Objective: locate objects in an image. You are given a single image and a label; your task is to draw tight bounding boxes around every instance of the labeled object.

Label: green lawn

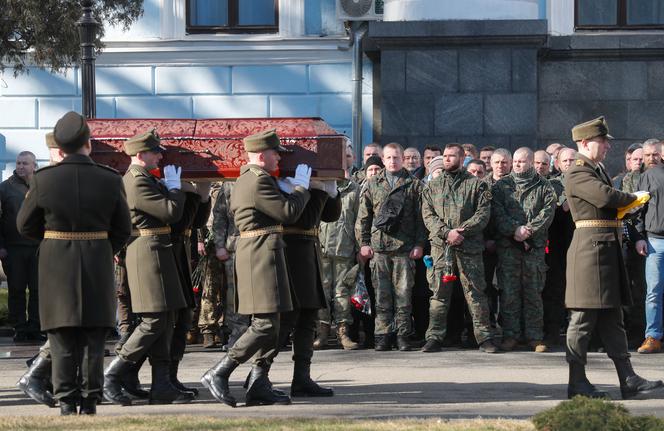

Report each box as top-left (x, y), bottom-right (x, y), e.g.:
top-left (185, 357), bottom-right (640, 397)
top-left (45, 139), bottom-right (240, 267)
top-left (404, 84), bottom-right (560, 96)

top-left (0, 417), bottom-right (534, 431)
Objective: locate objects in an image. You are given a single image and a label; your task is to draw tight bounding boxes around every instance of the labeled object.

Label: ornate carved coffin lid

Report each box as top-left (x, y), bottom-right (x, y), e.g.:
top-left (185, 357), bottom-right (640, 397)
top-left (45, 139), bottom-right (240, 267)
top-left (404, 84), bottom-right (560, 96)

top-left (88, 117), bottom-right (347, 180)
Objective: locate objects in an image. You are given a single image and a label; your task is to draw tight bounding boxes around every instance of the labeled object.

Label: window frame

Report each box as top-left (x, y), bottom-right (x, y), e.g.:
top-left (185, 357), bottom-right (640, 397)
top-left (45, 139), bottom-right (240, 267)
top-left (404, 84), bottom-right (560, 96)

top-left (575, 0), bottom-right (664, 30)
top-left (185, 0), bottom-right (279, 34)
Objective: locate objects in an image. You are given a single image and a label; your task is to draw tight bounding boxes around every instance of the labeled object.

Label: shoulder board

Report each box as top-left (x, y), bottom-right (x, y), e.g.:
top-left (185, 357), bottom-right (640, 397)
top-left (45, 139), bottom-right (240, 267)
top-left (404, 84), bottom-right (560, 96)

top-left (96, 163), bottom-right (119, 174)
top-left (34, 164), bottom-right (58, 174)
top-left (127, 166), bottom-right (144, 178)
top-left (249, 167), bottom-right (266, 177)
top-left (575, 159), bottom-right (585, 167)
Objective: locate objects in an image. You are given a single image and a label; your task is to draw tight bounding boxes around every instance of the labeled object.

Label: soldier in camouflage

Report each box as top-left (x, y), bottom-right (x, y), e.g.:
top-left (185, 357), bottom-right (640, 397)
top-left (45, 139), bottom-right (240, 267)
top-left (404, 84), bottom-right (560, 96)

top-left (351, 143), bottom-right (382, 185)
top-left (197, 183), bottom-right (225, 348)
top-left (211, 181), bottom-right (250, 350)
top-left (356, 142), bottom-right (427, 351)
top-left (491, 147), bottom-right (556, 353)
top-left (421, 144), bottom-right (500, 353)
top-left (316, 148), bottom-right (361, 350)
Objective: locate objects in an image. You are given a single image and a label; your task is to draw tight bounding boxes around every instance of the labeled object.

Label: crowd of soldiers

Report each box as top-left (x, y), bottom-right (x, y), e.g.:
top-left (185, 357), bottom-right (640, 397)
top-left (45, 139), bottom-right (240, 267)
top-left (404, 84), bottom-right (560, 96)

top-left (13, 111), bottom-right (664, 415)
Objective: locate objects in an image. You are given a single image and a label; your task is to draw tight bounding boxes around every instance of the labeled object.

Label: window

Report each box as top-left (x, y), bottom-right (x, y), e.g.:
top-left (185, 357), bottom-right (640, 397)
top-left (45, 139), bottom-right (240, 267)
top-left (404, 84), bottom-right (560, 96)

top-left (575, 0), bottom-right (664, 29)
top-left (187, 0), bottom-right (279, 34)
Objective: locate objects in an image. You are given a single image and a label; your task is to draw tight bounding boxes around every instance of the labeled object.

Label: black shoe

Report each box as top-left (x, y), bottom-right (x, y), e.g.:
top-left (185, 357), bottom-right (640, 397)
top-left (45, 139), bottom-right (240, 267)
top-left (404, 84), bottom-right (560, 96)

top-left (103, 356), bottom-right (133, 406)
top-left (421, 339), bottom-right (442, 353)
top-left (149, 363), bottom-right (195, 405)
top-left (396, 335), bottom-right (416, 351)
top-left (621, 375), bottom-right (664, 399)
top-left (60, 398), bottom-right (77, 416)
top-left (79, 397), bottom-right (97, 415)
top-left (291, 362), bottom-right (333, 397)
top-left (567, 362), bottom-right (610, 399)
top-left (200, 355), bottom-right (238, 407)
top-left (242, 366), bottom-right (287, 396)
top-left (374, 335), bottom-right (392, 351)
top-left (479, 340), bottom-right (501, 354)
top-left (16, 356), bottom-right (56, 407)
top-left (245, 365), bottom-right (291, 406)
top-left (170, 360), bottom-right (199, 397)
top-left (122, 357), bottom-right (149, 399)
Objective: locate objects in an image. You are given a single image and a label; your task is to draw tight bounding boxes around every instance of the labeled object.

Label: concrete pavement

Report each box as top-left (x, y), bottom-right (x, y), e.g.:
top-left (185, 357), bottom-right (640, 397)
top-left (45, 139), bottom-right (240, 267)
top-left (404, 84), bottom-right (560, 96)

top-left (2, 339), bottom-right (664, 419)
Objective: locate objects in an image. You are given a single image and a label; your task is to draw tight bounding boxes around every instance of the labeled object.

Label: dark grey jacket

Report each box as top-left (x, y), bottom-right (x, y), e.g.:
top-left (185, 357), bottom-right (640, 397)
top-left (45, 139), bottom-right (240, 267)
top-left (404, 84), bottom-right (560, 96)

top-left (636, 164), bottom-right (664, 239)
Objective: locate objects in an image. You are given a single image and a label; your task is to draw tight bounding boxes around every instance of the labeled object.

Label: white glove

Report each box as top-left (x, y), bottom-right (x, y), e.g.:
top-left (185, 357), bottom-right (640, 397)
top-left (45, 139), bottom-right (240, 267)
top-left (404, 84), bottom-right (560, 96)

top-left (290, 164), bottom-right (311, 189)
top-left (163, 165), bottom-right (181, 191)
top-left (277, 178), bottom-right (295, 194)
top-left (324, 180), bottom-right (338, 198)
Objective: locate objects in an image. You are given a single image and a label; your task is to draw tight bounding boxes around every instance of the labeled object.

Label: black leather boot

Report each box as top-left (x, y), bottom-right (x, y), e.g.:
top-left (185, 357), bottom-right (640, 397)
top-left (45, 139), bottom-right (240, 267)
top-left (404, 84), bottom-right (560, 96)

top-left (122, 355), bottom-right (149, 399)
top-left (567, 362), bottom-right (609, 399)
top-left (374, 334), bottom-right (392, 351)
top-left (79, 397), bottom-right (97, 415)
top-left (103, 356), bottom-right (134, 406)
top-left (149, 363), bottom-right (194, 404)
top-left (245, 364), bottom-right (291, 406)
top-left (396, 335), bottom-right (417, 351)
top-left (200, 355), bottom-right (238, 407)
top-left (421, 339), bottom-right (442, 353)
top-left (291, 361), bottom-right (333, 397)
top-left (242, 363), bottom-right (287, 396)
top-left (170, 360), bottom-right (199, 397)
top-left (16, 356), bottom-right (56, 407)
top-left (59, 397), bottom-right (77, 416)
top-left (613, 357), bottom-right (664, 399)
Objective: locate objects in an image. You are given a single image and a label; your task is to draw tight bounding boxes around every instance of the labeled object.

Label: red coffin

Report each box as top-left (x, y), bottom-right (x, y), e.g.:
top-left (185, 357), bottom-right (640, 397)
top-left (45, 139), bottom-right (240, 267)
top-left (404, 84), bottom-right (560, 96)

top-left (88, 118), bottom-right (348, 180)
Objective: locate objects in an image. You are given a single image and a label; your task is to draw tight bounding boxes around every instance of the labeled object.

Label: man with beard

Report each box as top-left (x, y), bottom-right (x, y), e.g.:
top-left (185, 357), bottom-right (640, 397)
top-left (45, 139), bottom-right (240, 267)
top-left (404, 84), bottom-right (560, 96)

top-left (492, 147), bottom-right (556, 352)
top-left (421, 144), bottom-right (499, 353)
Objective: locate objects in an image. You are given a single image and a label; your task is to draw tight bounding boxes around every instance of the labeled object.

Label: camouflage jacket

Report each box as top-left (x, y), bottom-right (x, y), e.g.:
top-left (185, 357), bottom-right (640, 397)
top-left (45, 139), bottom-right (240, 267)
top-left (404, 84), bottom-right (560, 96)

top-left (356, 168), bottom-right (427, 253)
top-left (621, 170), bottom-right (642, 194)
top-left (549, 174), bottom-right (567, 207)
top-left (491, 169), bottom-right (556, 249)
top-left (482, 175), bottom-right (500, 242)
top-left (212, 181), bottom-right (239, 252)
top-left (319, 179), bottom-right (360, 258)
top-left (422, 169), bottom-right (491, 254)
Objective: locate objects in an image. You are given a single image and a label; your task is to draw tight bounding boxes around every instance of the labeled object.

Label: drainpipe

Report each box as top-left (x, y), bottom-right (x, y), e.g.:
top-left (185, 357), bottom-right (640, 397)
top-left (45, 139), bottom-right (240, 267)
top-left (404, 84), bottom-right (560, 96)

top-left (350, 21), bottom-right (368, 169)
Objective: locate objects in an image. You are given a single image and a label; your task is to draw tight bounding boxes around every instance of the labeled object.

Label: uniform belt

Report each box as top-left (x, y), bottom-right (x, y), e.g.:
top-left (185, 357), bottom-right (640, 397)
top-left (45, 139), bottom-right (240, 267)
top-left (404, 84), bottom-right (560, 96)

top-left (575, 220), bottom-right (622, 228)
top-left (44, 230), bottom-right (108, 240)
top-left (239, 225), bottom-right (283, 239)
top-left (282, 227), bottom-right (320, 237)
top-left (131, 227), bottom-right (172, 237)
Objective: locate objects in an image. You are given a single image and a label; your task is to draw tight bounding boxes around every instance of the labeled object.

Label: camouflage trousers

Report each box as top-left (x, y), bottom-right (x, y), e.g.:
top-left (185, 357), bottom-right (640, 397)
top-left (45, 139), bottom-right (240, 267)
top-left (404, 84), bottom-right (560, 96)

top-left (497, 246), bottom-right (546, 341)
top-left (317, 255), bottom-right (355, 325)
top-left (197, 255), bottom-right (224, 334)
top-left (370, 252), bottom-right (415, 336)
top-left (426, 248), bottom-right (494, 344)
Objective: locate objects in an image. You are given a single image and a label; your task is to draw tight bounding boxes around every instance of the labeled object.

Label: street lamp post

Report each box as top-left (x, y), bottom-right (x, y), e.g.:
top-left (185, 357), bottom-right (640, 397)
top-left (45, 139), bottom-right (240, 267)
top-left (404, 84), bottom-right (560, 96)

top-left (78, 0), bottom-right (99, 119)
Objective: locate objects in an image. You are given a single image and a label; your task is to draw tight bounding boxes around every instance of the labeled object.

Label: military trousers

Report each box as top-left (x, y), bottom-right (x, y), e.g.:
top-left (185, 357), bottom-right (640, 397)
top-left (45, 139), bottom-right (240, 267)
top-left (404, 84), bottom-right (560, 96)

top-left (497, 246), bottom-right (546, 341)
top-left (483, 250), bottom-right (499, 326)
top-left (48, 327), bottom-right (107, 401)
top-left (4, 245), bottom-right (39, 334)
top-left (227, 313), bottom-right (280, 367)
top-left (115, 261), bottom-right (135, 335)
top-left (171, 307), bottom-right (194, 362)
top-left (426, 250), bottom-right (493, 345)
top-left (277, 308), bottom-right (318, 365)
top-left (566, 308), bottom-right (630, 365)
top-left (220, 255), bottom-right (250, 343)
top-left (118, 311), bottom-right (175, 366)
top-left (542, 247), bottom-right (567, 342)
top-left (370, 252), bottom-right (415, 337)
top-left (197, 256), bottom-right (224, 334)
top-left (623, 241), bottom-right (646, 344)
top-left (318, 255), bottom-right (355, 325)
top-left (38, 339), bottom-right (51, 360)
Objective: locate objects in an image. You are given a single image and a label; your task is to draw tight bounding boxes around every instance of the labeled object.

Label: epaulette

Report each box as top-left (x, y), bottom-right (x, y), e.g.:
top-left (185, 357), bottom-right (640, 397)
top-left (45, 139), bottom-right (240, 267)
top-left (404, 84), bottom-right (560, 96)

top-left (127, 166), bottom-right (143, 177)
top-left (249, 167), bottom-right (265, 177)
top-left (34, 164), bottom-right (58, 174)
top-left (575, 159), bottom-right (585, 167)
top-left (96, 163), bottom-right (119, 175)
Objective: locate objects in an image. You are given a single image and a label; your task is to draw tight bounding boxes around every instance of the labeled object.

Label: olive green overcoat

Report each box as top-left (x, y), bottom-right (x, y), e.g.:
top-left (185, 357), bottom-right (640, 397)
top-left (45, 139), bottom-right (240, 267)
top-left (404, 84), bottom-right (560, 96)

top-left (123, 164), bottom-right (186, 313)
top-left (564, 154), bottom-right (636, 309)
top-left (231, 164), bottom-right (310, 315)
top-left (17, 154), bottom-right (131, 330)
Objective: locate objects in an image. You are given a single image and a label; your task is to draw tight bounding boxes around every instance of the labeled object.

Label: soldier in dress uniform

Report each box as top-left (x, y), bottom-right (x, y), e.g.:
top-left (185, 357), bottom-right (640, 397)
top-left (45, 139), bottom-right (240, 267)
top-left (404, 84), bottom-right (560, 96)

top-left (200, 129), bottom-right (311, 407)
top-left (17, 111), bottom-right (132, 415)
top-left (103, 129), bottom-right (194, 406)
top-left (565, 116), bottom-right (663, 399)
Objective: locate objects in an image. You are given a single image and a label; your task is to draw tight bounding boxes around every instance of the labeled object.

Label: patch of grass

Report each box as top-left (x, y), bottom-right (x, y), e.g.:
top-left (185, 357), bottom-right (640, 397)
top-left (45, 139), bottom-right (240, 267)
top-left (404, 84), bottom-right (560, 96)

top-left (0, 416), bottom-right (534, 431)
top-left (0, 287), bottom-right (7, 326)
top-left (533, 396), bottom-right (664, 431)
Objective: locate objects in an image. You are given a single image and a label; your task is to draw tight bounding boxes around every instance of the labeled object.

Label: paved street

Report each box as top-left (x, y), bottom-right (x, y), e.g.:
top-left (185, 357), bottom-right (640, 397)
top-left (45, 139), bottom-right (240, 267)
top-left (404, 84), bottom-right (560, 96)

top-left (2, 339), bottom-right (664, 419)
